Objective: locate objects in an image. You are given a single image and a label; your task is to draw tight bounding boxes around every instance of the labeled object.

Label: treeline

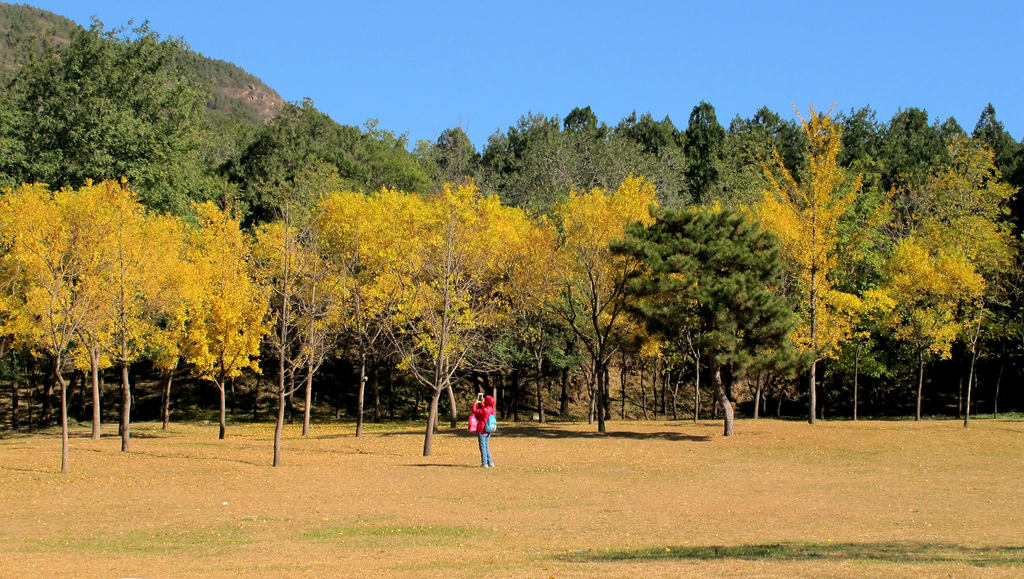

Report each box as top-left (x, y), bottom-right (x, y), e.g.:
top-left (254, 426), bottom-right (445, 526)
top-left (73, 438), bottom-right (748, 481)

top-left (1, 19), bottom-right (1022, 469)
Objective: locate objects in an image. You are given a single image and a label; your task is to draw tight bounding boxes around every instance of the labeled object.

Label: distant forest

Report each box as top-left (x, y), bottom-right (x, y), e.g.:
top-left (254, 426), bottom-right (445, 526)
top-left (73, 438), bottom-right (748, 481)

top-left (1, 4), bottom-right (1022, 460)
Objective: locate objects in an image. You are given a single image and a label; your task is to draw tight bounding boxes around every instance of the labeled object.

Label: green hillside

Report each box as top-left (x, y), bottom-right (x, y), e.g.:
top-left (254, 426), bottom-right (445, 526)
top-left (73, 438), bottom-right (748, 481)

top-left (0, 1), bottom-right (283, 123)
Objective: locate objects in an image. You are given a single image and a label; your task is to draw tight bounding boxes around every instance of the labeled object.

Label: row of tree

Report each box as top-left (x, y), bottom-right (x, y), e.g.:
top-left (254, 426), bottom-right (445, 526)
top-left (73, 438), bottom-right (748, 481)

top-left (0, 20), bottom-right (1022, 471)
top-left (2, 105), bottom-right (1020, 471)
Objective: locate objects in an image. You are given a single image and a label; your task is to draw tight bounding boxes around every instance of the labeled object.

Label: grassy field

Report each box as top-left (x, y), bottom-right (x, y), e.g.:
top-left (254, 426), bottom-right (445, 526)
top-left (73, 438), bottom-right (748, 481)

top-left (1, 417), bottom-right (1022, 577)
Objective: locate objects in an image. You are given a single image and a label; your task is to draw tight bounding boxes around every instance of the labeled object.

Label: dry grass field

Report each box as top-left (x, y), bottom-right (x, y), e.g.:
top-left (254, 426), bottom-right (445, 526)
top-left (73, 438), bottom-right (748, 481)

top-left (2, 417), bottom-right (1023, 578)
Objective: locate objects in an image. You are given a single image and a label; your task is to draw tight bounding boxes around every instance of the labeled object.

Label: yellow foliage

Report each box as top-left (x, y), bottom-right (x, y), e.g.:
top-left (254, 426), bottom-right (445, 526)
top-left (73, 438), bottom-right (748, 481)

top-left (754, 106), bottom-right (867, 360)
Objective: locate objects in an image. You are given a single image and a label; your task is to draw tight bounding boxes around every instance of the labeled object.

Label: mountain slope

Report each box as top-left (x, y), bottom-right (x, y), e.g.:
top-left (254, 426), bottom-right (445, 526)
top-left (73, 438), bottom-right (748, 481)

top-left (0, 1), bottom-right (284, 123)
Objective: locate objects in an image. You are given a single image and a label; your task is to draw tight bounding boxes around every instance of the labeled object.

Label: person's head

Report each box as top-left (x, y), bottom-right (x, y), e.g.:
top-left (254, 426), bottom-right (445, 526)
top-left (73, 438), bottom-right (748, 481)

top-left (484, 395), bottom-right (495, 408)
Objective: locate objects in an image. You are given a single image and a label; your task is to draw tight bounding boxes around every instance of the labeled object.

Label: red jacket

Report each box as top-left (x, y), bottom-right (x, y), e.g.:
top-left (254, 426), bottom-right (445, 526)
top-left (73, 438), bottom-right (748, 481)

top-left (471, 395), bottom-right (496, 434)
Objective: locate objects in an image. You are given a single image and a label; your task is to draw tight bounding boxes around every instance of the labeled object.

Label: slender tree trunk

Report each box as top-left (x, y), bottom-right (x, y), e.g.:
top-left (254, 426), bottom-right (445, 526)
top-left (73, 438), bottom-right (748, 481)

top-left (302, 365), bottom-right (314, 437)
top-left (90, 349), bottom-right (101, 439)
top-left (218, 381), bottom-right (227, 439)
top-left (671, 370), bottom-right (681, 420)
top-left (537, 354), bottom-right (546, 423)
top-left (853, 341), bottom-right (861, 421)
top-left (423, 387), bottom-right (442, 456)
top-left (11, 376), bottom-right (19, 431)
top-left (446, 382), bottom-right (457, 429)
top-left (120, 363), bottom-right (131, 452)
top-left (161, 367), bottom-right (174, 430)
top-left (693, 365), bottom-right (700, 423)
top-left (994, 334), bottom-right (1005, 418)
top-left (711, 362), bottom-right (734, 436)
top-left (559, 369), bottom-right (570, 417)
top-left (57, 360), bottom-right (69, 473)
top-left (964, 304), bottom-right (984, 429)
top-left (639, 361), bottom-right (649, 420)
top-left (620, 352), bottom-right (629, 420)
top-left (595, 358), bottom-right (606, 433)
top-left (356, 351), bottom-right (367, 437)
top-left (753, 372), bottom-right (763, 420)
top-left (916, 349), bottom-right (924, 421)
top-left (273, 375), bottom-right (285, 467)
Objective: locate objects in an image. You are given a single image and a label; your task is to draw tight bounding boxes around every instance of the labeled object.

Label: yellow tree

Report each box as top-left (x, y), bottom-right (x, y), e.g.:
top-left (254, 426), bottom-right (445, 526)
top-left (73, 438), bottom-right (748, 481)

top-left (909, 136), bottom-right (1015, 424)
top-left (388, 183), bottom-right (522, 456)
top-left (183, 201), bottom-right (270, 440)
top-left (495, 208), bottom-right (559, 423)
top-left (554, 174), bottom-right (656, 433)
top-left (870, 239), bottom-right (984, 419)
top-left (72, 181), bottom-right (188, 452)
top-left (755, 106), bottom-right (879, 424)
top-left (0, 183), bottom-right (114, 472)
top-left (317, 188), bottom-right (416, 437)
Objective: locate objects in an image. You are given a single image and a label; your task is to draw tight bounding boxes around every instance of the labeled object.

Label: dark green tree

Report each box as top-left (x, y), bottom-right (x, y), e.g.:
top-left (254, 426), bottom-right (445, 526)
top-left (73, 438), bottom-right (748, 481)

top-left (6, 19), bottom-right (209, 215)
top-left (684, 101), bottom-right (726, 205)
top-left (879, 107), bottom-right (948, 191)
top-left (614, 207), bottom-right (795, 435)
top-left (415, 126), bottom-right (480, 191)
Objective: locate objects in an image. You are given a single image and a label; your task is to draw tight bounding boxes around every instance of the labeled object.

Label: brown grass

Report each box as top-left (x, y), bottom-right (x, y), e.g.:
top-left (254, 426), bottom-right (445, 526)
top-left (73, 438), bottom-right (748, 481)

top-left (2, 418), bottom-right (1023, 577)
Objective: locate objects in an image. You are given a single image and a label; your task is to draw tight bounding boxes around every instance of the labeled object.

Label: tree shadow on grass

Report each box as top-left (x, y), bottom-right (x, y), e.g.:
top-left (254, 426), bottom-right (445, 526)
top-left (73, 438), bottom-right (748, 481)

top-left (378, 424), bottom-right (711, 442)
top-left (490, 424), bottom-right (712, 442)
top-left (560, 541), bottom-right (1024, 567)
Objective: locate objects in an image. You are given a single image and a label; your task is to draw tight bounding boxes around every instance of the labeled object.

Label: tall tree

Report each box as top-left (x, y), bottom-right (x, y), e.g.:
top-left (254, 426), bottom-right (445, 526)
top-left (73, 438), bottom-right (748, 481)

top-left (684, 101), bottom-right (726, 205)
top-left (183, 201), bottom-right (270, 440)
top-left (755, 106), bottom-right (884, 423)
top-left (615, 207), bottom-right (794, 436)
top-left (0, 183), bottom-right (115, 471)
top-left (554, 174), bottom-right (656, 432)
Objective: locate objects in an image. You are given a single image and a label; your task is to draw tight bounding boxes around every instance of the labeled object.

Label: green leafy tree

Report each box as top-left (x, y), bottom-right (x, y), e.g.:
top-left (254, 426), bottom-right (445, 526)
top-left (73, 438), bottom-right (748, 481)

top-left (6, 19), bottom-right (209, 215)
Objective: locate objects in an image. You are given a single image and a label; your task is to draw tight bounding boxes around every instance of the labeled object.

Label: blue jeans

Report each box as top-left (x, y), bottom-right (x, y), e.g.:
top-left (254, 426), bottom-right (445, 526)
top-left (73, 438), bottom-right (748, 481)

top-left (477, 433), bottom-right (493, 466)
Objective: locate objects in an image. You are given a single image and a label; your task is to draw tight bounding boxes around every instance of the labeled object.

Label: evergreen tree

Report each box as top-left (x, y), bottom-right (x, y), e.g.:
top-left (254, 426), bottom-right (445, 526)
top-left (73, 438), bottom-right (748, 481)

top-left (615, 207), bottom-right (794, 436)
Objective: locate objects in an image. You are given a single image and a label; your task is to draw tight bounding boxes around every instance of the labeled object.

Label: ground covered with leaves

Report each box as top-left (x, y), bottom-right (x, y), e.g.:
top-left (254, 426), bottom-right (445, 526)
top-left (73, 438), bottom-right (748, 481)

top-left (2, 418), bottom-right (1022, 577)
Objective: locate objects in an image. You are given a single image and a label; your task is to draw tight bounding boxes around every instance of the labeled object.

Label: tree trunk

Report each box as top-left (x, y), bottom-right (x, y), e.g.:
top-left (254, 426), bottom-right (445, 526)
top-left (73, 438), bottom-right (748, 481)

top-left (670, 370), bottom-right (681, 421)
top-left (218, 381), bottom-right (227, 439)
top-left (595, 359), bottom-right (606, 433)
top-left (446, 382), bottom-right (457, 429)
top-left (302, 365), bottom-right (314, 437)
top-left (423, 387), bottom-right (442, 456)
top-left (639, 360), bottom-right (649, 420)
top-left (356, 351), bottom-right (367, 437)
top-left (273, 375), bottom-right (285, 467)
top-left (161, 368), bottom-right (174, 430)
top-left (711, 362), bottom-right (734, 436)
top-left (57, 361), bottom-right (69, 473)
top-left (915, 349), bottom-right (924, 421)
top-left (693, 363), bottom-right (700, 423)
top-left (994, 335), bottom-right (1004, 418)
top-left (964, 304), bottom-right (984, 429)
top-left (120, 363), bottom-right (131, 452)
top-left (537, 354), bottom-right (546, 423)
top-left (90, 349), bottom-right (101, 439)
top-left (853, 341), bottom-right (861, 421)
top-left (559, 369), bottom-right (570, 417)
top-left (10, 376), bottom-right (19, 431)
top-left (753, 372), bottom-right (763, 420)
top-left (808, 359), bottom-right (817, 425)
top-left (619, 352), bottom-right (627, 420)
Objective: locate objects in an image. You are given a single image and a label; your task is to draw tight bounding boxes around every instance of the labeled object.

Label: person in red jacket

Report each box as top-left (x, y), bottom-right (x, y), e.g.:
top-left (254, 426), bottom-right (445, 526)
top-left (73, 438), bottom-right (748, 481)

top-left (471, 393), bottom-right (496, 468)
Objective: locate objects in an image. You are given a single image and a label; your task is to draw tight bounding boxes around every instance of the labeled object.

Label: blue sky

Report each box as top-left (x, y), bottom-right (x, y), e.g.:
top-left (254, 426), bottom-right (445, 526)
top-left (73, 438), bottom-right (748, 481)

top-left (23, 0), bottom-right (1024, 149)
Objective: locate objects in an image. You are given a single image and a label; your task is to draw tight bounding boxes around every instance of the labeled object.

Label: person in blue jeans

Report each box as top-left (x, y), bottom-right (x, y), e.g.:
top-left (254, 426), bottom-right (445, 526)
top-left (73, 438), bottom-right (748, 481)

top-left (470, 394), bottom-right (496, 468)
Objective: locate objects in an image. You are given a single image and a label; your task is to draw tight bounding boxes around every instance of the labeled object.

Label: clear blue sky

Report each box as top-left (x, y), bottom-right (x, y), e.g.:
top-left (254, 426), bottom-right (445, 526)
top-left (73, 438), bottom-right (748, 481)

top-left (23, 0), bottom-right (1024, 149)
